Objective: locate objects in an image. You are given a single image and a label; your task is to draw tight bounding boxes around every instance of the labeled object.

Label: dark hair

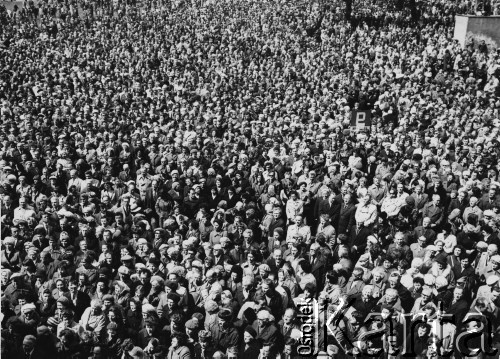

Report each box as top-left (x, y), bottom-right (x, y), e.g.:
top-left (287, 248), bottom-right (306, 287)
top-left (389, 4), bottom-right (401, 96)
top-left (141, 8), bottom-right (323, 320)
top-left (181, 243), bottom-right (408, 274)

top-left (459, 251), bottom-right (470, 260)
top-left (304, 282), bottom-right (316, 293)
top-left (254, 293), bottom-right (266, 304)
top-left (467, 213), bottom-right (478, 226)
top-left (442, 222), bottom-right (452, 233)
top-left (416, 322), bottom-right (430, 332)
top-left (172, 332), bottom-right (188, 346)
top-left (398, 259), bottom-right (410, 270)
top-left (59, 329), bottom-right (78, 343)
top-left (483, 225), bottom-right (494, 234)
top-left (298, 260), bottom-right (312, 274)
top-left (243, 308), bottom-right (257, 324)
top-left (108, 306), bottom-right (123, 322)
top-left (381, 254), bottom-right (393, 263)
top-left (188, 220), bottom-right (199, 230)
top-left (454, 244), bottom-right (465, 253)
top-left (224, 257), bottom-right (236, 266)
top-left (413, 277), bottom-right (425, 286)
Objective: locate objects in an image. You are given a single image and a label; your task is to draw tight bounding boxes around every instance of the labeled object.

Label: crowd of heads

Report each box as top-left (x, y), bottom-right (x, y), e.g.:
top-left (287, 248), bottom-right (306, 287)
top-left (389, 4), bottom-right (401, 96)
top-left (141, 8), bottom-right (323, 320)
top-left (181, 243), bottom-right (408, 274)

top-left (1, 0), bottom-right (500, 357)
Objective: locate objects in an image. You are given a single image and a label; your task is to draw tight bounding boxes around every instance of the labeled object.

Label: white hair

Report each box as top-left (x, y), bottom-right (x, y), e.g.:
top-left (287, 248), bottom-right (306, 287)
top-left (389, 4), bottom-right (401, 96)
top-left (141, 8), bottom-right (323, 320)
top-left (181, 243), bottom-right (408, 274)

top-left (242, 275), bottom-right (254, 286)
top-left (435, 276), bottom-right (448, 288)
top-left (91, 298), bottom-right (103, 308)
top-left (411, 258), bottom-right (423, 269)
top-left (257, 309), bottom-right (271, 320)
top-left (424, 274), bottom-right (436, 286)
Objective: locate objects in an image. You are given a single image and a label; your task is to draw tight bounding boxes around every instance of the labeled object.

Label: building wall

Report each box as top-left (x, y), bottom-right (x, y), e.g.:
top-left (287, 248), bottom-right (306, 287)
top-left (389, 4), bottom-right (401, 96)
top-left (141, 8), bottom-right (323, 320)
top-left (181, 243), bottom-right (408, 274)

top-left (454, 16), bottom-right (469, 48)
top-left (454, 15), bottom-right (500, 49)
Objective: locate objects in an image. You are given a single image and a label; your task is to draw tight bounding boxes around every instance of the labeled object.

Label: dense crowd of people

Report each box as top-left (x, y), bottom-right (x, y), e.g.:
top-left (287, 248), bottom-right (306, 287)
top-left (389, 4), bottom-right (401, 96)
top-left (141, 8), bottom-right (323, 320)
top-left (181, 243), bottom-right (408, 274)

top-left (1, 0), bottom-right (500, 357)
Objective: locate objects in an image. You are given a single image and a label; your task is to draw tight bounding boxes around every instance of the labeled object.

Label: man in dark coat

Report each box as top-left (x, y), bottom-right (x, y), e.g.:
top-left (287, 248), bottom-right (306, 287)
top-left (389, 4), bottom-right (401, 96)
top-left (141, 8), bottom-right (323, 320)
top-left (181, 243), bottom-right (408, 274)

top-left (446, 286), bottom-right (469, 325)
top-left (210, 308), bottom-right (240, 352)
top-left (64, 280), bottom-right (91, 321)
top-left (336, 192), bottom-right (356, 235)
top-left (388, 273), bottom-right (414, 313)
top-left (303, 243), bottom-right (327, 292)
top-left (350, 285), bottom-right (378, 319)
top-left (348, 222), bottom-right (371, 261)
top-left (252, 309), bottom-right (282, 356)
top-left (268, 208), bottom-right (286, 244)
top-left (254, 279), bottom-right (284, 320)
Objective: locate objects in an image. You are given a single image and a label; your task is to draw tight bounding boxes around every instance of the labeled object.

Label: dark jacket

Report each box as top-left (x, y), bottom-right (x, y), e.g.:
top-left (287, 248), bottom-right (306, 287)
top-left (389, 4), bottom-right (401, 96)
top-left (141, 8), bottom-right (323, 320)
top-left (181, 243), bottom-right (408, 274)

top-left (64, 291), bottom-right (91, 321)
top-left (254, 288), bottom-right (284, 319)
top-left (211, 325), bottom-right (239, 352)
top-left (303, 254), bottom-right (327, 293)
top-left (337, 202), bottom-right (356, 235)
top-left (251, 321), bottom-right (282, 355)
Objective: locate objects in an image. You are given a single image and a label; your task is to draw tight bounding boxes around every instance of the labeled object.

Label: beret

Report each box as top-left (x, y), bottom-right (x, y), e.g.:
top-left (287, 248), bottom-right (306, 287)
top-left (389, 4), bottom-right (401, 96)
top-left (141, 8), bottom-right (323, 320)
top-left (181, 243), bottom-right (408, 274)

top-left (22, 303), bottom-right (36, 312)
top-left (244, 326), bottom-right (257, 338)
top-left (150, 276), bottom-right (164, 284)
top-left (57, 296), bottom-right (71, 306)
top-left (167, 292), bottom-right (180, 302)
top-left (137, 238), bottom-right (148, 245)
top-left (434, 253), bottom-right (447, 265)
top-left (405, 196), bottom-right (415, 205)
top-left (142, 304), bottom-right (156, 313)
top-left (185, 319), bottom-right (199, 330)
top-left (487, 275), bottom-right (499, 285)
top-left (491, 255), bottom-right (500, 263)
top-left (118, 266), bottom-right (130, 275)
top-left (204, 300), bottom-right (218, 312)
top-left (165, 280), bottom-right (178, 290)
top-left (217, 308), bottom-right (232, 321)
